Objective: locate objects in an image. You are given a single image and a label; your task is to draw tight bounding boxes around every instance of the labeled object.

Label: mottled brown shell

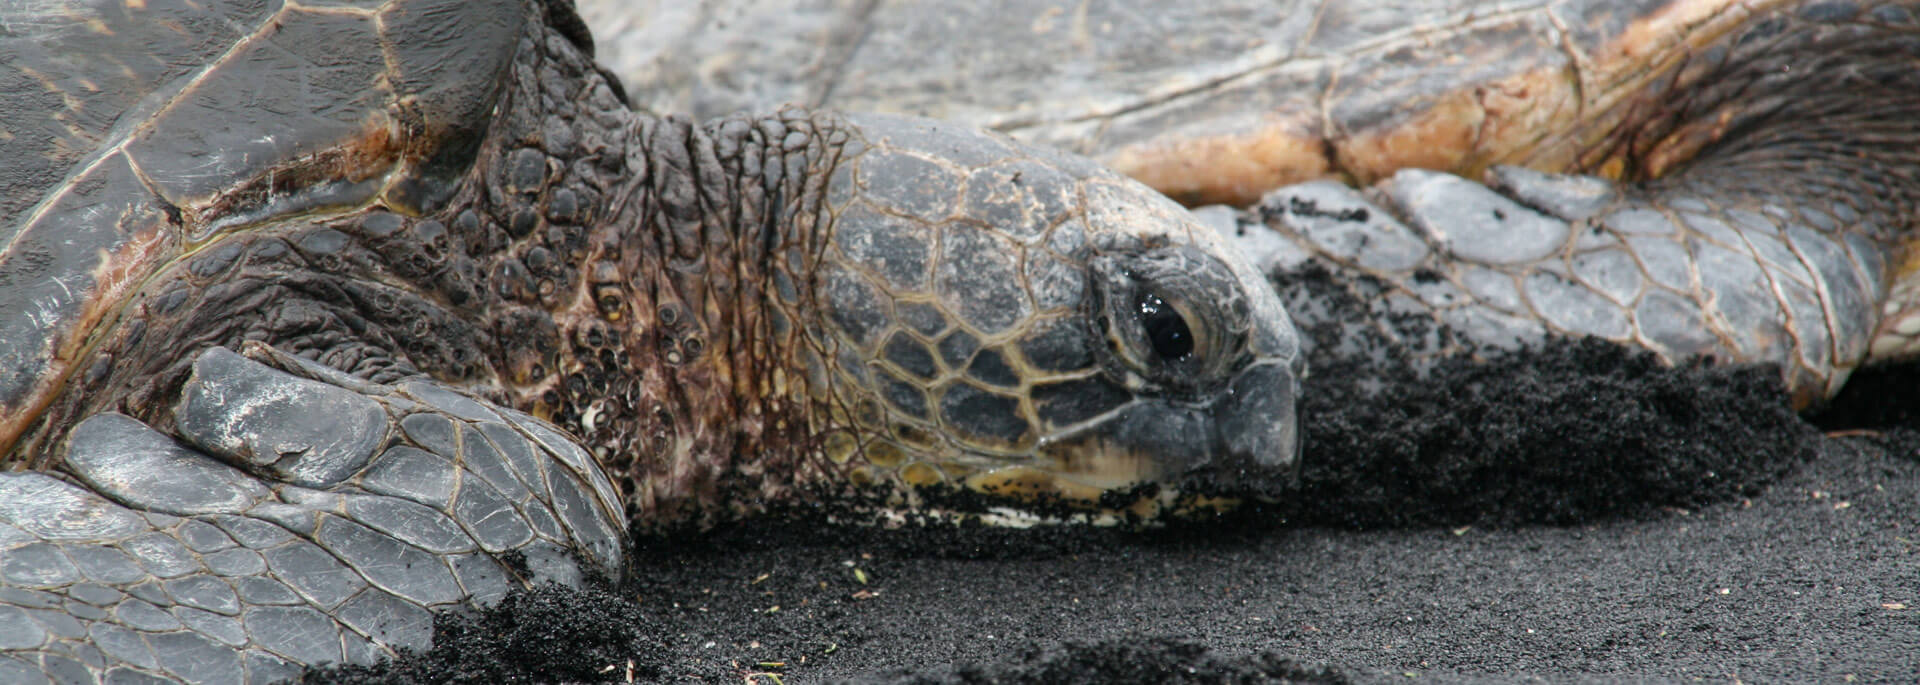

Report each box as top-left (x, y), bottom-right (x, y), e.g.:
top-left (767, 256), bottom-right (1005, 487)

top-left (0, 0), bottom-right (529, 454)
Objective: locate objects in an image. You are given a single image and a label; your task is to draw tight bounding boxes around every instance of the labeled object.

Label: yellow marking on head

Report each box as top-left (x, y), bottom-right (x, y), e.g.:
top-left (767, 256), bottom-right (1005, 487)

top-left (963, 465), bottom-right (1107, 503)
top-left (824, 430), bottom-right (857, 464)
top-left (865, 440), bottom-right (906, 468)
top-left (900, 462), bottom-right (945, 487)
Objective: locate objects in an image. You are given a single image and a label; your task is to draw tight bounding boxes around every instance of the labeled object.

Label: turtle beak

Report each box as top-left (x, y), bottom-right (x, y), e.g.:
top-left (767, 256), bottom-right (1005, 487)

top-left (991, 355), bottom-right (1302, 510)
top-left (1203, 360), bottom-right (1302, 490)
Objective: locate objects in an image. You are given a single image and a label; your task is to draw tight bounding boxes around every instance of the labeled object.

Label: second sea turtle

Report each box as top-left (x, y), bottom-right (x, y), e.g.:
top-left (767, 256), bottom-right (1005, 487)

top-left (596, 0), bottom-right (1920, 407)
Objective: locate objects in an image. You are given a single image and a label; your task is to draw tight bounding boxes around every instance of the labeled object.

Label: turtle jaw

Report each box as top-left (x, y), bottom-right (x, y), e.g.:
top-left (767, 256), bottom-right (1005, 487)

top-left (1004, 356), bottom-right (1303, 502)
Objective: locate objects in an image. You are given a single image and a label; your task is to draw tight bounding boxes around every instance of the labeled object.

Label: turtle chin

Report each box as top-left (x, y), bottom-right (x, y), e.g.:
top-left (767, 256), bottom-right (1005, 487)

top-left (963, 358), bottom-right (1303, 512)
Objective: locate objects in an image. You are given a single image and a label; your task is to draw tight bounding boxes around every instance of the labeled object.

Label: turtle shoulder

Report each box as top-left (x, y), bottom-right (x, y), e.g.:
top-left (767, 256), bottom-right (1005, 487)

top-left (0, 0), bottom-right (528, 455)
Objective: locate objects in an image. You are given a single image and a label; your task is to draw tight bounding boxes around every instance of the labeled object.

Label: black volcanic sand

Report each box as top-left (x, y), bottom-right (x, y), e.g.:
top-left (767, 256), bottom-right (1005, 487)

top-left (311, 337), bottom-right (1920, 683)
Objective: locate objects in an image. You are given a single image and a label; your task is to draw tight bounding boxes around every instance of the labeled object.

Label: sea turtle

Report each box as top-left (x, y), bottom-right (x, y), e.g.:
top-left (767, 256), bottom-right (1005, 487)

top-left (1, 2), bottom-right (1916, 684)
top-left (595, 0), bottom-right (1920, 408)
top-left (0, 0), bottom-right (1300, 681)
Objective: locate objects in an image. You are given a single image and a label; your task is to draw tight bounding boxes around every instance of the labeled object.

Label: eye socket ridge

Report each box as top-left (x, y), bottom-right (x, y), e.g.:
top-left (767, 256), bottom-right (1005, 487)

top-left (1087, 247), bottom-right (1247, 392)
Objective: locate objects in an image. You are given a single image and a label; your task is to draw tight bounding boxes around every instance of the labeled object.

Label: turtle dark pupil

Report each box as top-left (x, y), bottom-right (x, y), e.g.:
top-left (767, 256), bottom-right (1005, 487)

top-left (1137, 291), bottom-right (1193, 361)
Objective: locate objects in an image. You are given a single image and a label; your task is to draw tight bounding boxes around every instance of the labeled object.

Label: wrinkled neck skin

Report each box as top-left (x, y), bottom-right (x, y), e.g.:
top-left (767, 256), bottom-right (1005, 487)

top-left (441, 10), bottom-right (884, 524)
top-left (562, 109), bottom-right (850, 524)
top-left (468, 19), bottom-right (856, 524)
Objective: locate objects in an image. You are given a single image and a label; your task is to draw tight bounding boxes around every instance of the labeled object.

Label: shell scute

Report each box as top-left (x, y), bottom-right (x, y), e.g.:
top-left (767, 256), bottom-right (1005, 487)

top-left (0, 0), bottom-right (527, 453)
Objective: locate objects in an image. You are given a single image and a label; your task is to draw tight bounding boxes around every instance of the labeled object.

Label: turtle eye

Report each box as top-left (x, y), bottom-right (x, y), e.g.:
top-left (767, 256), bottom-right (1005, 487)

top-left (1088, 246), bottom-right (1244, 393)
top-left (1136, 291), bottom-right (1193, 361)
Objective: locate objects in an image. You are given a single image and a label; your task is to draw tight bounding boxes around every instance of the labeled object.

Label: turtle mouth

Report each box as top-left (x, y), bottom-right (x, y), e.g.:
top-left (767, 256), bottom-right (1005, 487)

top-left (957, 464), bottom-right (1245, 523)
top-left (963, 461), bottom-right (1152, 503)
top-left (957, 358), bottom-right (1302, 514)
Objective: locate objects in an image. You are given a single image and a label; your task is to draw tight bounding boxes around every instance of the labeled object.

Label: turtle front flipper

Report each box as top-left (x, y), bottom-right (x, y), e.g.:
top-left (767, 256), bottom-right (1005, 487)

top-left (1251, 158), bottom-right (1898, 409)
top-left (0, 344), bottom-right (624, 682)
top-left (1243, 1), bottom-right (1920, 408)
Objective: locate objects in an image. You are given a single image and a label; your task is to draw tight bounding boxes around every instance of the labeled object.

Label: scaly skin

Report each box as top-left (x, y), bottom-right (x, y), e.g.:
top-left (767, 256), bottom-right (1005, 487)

top-left (1242, 0), bottom-right (1920, 408)
top-left (0, 346), bottom-right (628, 683)
top-left (0, 1), bottom-right (1297, 680)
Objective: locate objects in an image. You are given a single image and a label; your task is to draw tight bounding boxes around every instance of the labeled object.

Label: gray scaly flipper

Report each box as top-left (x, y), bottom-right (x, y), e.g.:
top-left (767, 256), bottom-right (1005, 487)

top-left (1241, 4), bottom-right (1920, 408)
top-left (1250, 159), bottom-right (1902, 410)
top-left (0, 344), bottom-right (624, 684)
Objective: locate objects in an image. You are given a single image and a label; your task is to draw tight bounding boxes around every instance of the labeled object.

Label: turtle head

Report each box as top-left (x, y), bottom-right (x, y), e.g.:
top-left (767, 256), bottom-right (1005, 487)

top-left (810, 115), bottom-right (1303, 514)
